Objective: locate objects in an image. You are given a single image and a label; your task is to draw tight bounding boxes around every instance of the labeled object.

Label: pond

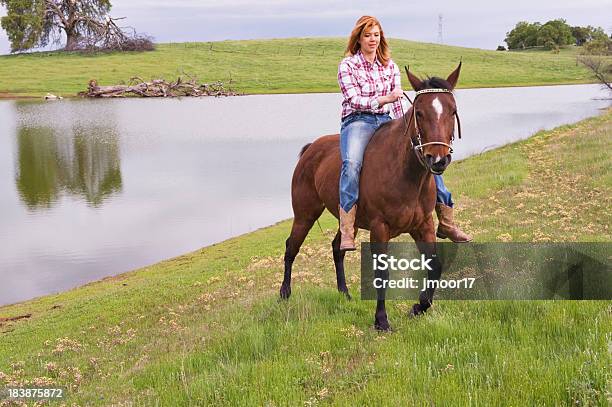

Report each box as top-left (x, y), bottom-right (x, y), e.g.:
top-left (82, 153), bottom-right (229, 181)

top-left (0, 84), bottom-right (609, 306)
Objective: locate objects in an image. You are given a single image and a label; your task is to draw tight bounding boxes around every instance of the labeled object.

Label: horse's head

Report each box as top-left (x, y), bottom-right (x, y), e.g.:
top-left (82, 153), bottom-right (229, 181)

top-left (405, 63), bottom-right (462, 175)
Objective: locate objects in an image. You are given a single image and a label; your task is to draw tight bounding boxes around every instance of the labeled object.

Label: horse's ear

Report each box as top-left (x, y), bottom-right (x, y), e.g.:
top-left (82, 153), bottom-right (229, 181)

top-left (446, 61), bottom-right (462, 90)
top-left (405, 66), bottom-right (424, 91)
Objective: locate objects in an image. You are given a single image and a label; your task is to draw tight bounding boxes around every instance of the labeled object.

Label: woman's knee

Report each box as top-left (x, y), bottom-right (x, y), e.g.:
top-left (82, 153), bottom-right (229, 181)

top-left (342, 125), bottom-right (376, 160)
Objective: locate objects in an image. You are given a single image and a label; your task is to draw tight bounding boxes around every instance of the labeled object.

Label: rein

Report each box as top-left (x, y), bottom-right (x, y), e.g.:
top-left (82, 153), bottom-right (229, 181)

top-left (399, 88), bottom-right (462, 175)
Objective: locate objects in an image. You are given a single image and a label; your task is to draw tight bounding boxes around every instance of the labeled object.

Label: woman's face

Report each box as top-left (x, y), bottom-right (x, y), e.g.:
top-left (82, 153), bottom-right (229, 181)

top-left (359, 25), bottom-right (381, 54)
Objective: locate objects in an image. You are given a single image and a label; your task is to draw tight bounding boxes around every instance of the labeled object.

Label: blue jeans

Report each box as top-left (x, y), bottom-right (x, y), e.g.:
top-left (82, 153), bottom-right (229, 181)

top-left (435, 174), bottom-right (454, 207)
top-left (340, 112), bottom-right (391, 212)
top-left (339, 112), bottom-right (453, 212)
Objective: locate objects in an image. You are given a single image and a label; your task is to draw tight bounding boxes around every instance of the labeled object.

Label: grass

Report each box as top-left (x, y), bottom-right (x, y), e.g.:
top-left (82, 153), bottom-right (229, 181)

top-left (0, 38), bottom-right (601, 98)
top-left (0, 111), bottom-right (610, 405)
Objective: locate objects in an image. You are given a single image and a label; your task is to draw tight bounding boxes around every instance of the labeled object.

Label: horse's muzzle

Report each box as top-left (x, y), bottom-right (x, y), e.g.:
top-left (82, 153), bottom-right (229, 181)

top-left (426, 154), bottom-right (452, 174)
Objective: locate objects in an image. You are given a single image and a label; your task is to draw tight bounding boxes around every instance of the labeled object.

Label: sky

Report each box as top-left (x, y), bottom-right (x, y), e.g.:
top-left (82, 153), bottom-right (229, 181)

top-left (0, 0), bottom-right (610, 54)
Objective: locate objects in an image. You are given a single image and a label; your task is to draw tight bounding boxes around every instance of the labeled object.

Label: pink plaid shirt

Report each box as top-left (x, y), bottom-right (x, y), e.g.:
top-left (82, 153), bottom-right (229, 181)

top-left (338, 50), bottom-right (403, 119)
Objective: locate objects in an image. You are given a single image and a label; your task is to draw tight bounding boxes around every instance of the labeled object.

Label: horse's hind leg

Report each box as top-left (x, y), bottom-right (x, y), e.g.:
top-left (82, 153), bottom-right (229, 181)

top-left (332, 229), bottom-right (355, 300)
top-left (280, 205), bottom-right (324, 299)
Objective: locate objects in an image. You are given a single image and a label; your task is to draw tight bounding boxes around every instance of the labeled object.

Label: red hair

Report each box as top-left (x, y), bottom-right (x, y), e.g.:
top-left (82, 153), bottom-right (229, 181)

top-left (345, 16), bottom-right (390, 66)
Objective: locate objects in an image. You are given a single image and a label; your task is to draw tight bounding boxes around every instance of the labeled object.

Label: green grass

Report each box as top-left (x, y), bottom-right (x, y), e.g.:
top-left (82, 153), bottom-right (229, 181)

top-left (0, 111), bottom-right (610, 405)
top-left (0, 38), bottom-right (600, 98)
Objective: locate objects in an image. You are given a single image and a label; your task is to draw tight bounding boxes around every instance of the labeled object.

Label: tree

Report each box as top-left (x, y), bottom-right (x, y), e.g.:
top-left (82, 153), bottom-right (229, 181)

top-left (536, 24), bottom-right (558, 50)
top-left (1, 0), bottom-right (111, 51)
top-left (572, 26), bottom-right (590, 46)
top-left (0, 0), bottom-right (152, 52)
top-left (582, 33), bottom-right (612, 56)
top-left (572, 25), bottom-right (609, 46)
top-left (578, 27), bottom-right (612, 94)
top-left (505, 21), bottom-right (540, 49)
top-left (583, 38), bottom-right (612, 55)
top-left (578, 56), bottom-right (612, 93)
top-left (505, 19), bottom-right (611, 52)
top-left (536, 19), bottom-right (574, 50)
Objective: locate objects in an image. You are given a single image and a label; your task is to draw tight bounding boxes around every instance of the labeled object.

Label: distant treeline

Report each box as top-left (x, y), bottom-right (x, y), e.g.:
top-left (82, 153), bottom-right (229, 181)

top-left (502, 19), bottom-right (610, 54)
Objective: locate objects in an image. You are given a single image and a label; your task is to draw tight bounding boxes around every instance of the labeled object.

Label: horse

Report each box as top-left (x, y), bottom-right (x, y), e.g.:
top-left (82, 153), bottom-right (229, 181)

top-left (280, 63), bottom-right (463, 331)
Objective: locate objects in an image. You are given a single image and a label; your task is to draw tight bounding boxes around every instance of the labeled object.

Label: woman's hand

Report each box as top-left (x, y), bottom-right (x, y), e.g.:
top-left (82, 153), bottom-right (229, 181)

top-left (378, 87), bottom-right (403, 106)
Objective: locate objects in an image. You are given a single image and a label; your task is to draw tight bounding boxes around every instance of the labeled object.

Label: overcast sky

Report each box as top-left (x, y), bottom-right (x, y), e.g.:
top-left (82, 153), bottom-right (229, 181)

top-left (0, 0), bottom-right (610, 54)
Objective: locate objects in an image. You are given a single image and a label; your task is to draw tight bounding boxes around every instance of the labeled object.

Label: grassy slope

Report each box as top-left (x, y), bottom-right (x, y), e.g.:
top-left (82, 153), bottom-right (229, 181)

top-left (0, 38), bottom-right (598, 97)
top-left (0, 110), bottom-right (610, 405)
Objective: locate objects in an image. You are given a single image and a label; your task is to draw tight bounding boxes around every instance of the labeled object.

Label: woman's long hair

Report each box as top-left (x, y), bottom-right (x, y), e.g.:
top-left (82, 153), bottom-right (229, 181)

top-left (345, 16), bottom-right (390, 66)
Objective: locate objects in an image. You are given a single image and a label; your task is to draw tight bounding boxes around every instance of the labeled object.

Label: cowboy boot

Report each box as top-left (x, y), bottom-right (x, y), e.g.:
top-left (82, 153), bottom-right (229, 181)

top-left (339, 205), bottom-right (357, 251)
top-left (435, 203), bottom-right (473, 242)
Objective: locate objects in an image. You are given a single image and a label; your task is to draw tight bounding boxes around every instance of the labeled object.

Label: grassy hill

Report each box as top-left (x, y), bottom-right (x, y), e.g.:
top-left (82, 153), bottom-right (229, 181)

top-left (0, 110), bottom-right (609, 405)
top-left (0, 38), bottom-right (598, 97)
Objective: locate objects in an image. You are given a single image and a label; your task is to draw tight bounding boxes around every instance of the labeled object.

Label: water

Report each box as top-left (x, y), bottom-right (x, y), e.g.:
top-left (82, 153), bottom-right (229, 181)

top-left (0, 84), bottom-right (608, 306)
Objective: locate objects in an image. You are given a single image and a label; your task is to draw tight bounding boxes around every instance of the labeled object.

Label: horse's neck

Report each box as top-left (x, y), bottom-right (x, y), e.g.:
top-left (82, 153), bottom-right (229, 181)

top-left (390, 110), bottom-right (430, 184)
top-left (365, 110), bottom-right (430, 193)
top-left (376, 114), bottom-right (431, 203)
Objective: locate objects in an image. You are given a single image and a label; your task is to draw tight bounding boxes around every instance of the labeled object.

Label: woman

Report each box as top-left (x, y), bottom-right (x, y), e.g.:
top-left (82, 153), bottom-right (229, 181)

top-left (337, 15), bottom-right (472, 250)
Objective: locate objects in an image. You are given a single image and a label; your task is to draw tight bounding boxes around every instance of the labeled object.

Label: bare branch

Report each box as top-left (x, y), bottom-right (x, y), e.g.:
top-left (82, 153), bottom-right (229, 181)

top-left (577, 56), bottom-right (612, 93)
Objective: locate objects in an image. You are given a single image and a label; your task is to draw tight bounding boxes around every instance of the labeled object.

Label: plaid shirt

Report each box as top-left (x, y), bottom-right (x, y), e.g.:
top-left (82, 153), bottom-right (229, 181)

top-left (338, 50), bottom-right (403, 119)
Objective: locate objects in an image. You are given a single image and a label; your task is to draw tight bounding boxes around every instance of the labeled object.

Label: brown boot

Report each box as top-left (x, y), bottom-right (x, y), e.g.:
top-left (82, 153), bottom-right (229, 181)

top-left (339, 205), bottom-right (357, 251)
top-left (435, 203), bottom-right (473, 243)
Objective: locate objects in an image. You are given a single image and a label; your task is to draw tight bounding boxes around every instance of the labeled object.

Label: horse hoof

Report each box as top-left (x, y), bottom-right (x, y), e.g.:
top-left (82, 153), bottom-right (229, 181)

top-left (279, 285), bottom-right (291, 300)
top-left (374, 319), bottom-right (393, 332)
top-left (408, 303), bottom-right (426, 318)
top-left (374, 322), bottom-right (393, 332)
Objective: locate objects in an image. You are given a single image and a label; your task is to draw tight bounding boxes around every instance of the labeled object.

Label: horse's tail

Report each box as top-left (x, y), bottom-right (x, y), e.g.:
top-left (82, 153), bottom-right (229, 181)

top-left (298, 143), bottom-right (312, 159)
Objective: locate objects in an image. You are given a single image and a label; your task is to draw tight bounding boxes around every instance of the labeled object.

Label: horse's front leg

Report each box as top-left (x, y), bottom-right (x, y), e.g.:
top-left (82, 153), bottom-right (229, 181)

top-left (370, 220), bottom-right (391, 331)
top-left (409, 216), bottom-right (441, 317)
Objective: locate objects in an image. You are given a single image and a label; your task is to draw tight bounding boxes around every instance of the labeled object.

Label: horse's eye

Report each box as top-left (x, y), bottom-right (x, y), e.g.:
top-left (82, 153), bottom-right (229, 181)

top-left (416, 110), bottom-right (424, 118)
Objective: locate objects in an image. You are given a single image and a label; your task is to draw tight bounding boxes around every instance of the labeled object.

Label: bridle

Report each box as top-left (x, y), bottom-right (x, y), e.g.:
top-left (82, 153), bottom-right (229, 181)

top-left (400, 88), bottom-right (462, 175)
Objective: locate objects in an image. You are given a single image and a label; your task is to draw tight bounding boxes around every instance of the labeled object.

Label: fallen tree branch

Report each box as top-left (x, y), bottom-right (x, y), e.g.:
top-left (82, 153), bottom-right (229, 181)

top-left (0, 314), bottom-right (32, 325)
top-left (80, 76), bottom-right (240, 98)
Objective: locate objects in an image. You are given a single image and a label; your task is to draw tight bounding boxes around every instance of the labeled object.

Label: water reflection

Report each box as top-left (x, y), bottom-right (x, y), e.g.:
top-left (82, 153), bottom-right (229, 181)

top-left (16, 127), bottom-right (59, 208)
top-left (15, 124), bottom-right (122, 209)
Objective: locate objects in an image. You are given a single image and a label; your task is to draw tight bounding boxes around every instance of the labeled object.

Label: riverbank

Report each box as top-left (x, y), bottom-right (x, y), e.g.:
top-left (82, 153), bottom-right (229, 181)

top-left (0, 38), bottom-right (599, 98)
top-left (0, 110), bottom-right (610, 405)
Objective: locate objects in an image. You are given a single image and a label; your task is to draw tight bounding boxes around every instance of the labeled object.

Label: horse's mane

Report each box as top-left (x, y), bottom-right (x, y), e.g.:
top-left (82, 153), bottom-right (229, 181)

top-left (421, 76), bottom-right (452, 90)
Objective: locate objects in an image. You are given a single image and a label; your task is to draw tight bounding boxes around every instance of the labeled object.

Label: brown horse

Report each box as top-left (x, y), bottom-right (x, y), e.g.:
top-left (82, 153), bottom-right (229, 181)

top-left (280, 63), bottom-right (463, 330)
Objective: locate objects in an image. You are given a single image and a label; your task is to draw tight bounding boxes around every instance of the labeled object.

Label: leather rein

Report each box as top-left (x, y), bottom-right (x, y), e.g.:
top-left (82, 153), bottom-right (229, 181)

top-left (399, 88), bottom-right (462, 175)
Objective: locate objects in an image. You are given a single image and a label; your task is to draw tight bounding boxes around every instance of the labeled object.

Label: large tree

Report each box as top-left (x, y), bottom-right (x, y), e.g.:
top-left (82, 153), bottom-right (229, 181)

top-left (572, 25), bottom-right (609, 46)
top-left (536, 19), bottom-right (574, 50)
top-left (504, 21), bottom-right (541, 50)
top-left (0, 0), bottom-right (112, 52)
top-left (505, 19), bottom-right (578, 50)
